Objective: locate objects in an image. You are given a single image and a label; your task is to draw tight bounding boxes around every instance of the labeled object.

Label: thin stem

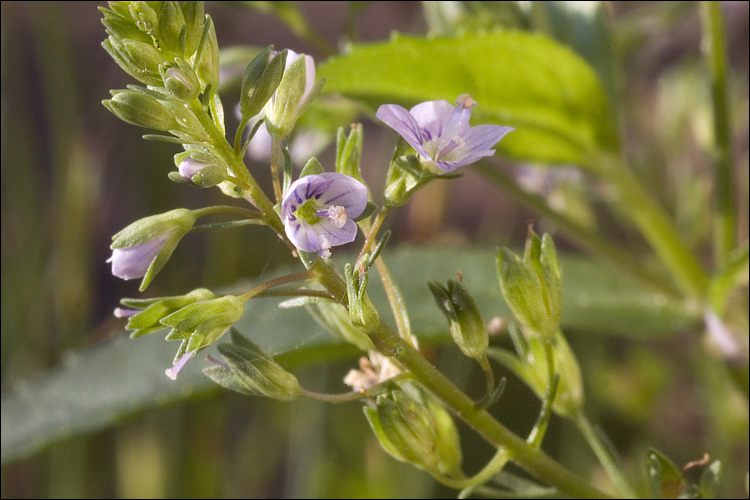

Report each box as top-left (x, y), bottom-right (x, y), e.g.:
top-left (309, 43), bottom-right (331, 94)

top-left (526, 342), bottom-right (557, 449)
top-left (457, 447), bottom-right (512, 497)
top-left (374, 257), bottom-right (414, 342)
top-left (474, 163), bottom-right (680, 298)
top-left (233, 118), bottom-right (248, 154)
top-left (477, 355), bottom-right (496, 404)
top-left (574, 412), bottom-right (636, 498)
top-left (300, 388), bottom-right (368, 403)
top-left (701, 1), bottom-right (736, 266)
top-left (192, 204), bottom-right (263, 220)
top-left (238, 271), bottom-right (315, 303)
top-left (270, 136), bottom-right (283, 203)
top-left (358, 207), bottom-right (391, 261)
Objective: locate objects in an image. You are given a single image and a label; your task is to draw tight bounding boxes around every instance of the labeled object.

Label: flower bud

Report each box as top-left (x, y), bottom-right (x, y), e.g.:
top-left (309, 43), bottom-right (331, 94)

top-left (335, 123), bottom-right (364, 182)
top-left (174, 150), bottom-right (227, 187)
top-left (429, 278), bottom-right (488, 360)
top-left (264, 50), bottom-right (323, 139)
top-left (109, 208), bottom-right (196, 290)
top-left (117, 288), bottom-right (218, 338)
top-left (160, 59), bottom-right (200, 101)
top-left (239, 46), bottom-right (286, 121)
top-left (129, 1), bottom-right (159, 36)
top-left (160, 295), bottom-right (245, 353)
top-left (157, 1), bottom-right (186, 55)
top-left (180, 1), bottom-right (204, 57)
top-left (193, 15), bottom-right (220, 93)
top-left (103, 90), bottom-right (177, 130)
top-left (364, 381), bottom-right (462, 478)
top-left (204, 329), bottom-right (302, 401)
top-left (346, 264), bottom-right (380, 331)
top-left (497, 231), bottom-right (562, 341)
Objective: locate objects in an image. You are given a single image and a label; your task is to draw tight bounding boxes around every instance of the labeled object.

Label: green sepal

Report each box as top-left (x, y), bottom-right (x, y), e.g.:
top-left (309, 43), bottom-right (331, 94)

top-left (306, 300), bottom-right (374, 351)
top-left (203, 329), bottom-right (302, 400)
top-left (180, 1), bottom-right (204, 57)
top-left (335, 123), bottom-right (364, 182)
top-left (428, 278), bottom-right (488, 360)
top-left (345, 264), bottom-right (380, 330)
top-left (160, 295), bottom-right (245, 352)
top-left (103, 90), bottom-right (177, 131)
top-left (239, 46), bottom-right (285, 120)
top-left (299, 157), bottom-right (325, 177)
top-left (157, 1), bottom-right (186, 55)
top-left (121, 288), bottom-right (217, 338)
top-left (354, 202), bottom-right (377, 222)
top-left (193, 14), bottom-right (220, 93)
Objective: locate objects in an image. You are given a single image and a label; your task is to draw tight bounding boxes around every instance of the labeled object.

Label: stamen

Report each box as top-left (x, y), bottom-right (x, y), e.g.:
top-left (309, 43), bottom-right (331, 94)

top-left (327, 205), bottom-right (348, 228)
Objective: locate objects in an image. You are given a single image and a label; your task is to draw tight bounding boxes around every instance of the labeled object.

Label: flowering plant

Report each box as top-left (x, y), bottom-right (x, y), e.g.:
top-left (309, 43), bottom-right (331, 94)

top-left (2, 2), bottom-right (747, 499)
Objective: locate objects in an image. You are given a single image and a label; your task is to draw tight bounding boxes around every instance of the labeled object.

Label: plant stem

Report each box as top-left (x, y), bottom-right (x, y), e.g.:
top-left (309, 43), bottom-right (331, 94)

top-left (701, 1), bottom-right (736, 266)
top-left (575, 412), bottom-right (636, 498)
top-left (374, 257), bottom-right (414, 342)
top-left (270, 136), bottom-right (283, 203)
top-left (238, 271), bottom-right (315, 303)
top-left (192, 205), bottom-right (263, 220)
top-left (188, 100), bottom-right (289, 241)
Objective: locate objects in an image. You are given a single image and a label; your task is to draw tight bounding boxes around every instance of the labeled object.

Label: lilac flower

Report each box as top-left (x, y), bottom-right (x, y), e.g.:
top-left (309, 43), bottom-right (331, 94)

top-left (108, 208), bottom-right (196, 290)
top-left (165, 350), bottom-right (197, 380)
top-left (376, 94), bottom-right (514, 172)
top-left (281, 173), bottom-right (368, 258)
top-left (108, 234), bottom-right (169, 280)
top-left (264, 50), bottom-right (321, 139)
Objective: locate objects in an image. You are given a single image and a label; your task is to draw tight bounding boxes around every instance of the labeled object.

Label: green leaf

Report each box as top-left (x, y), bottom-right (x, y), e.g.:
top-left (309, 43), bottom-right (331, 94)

top-left (318, 31), bottom-right (618, 166)
top-left (1, 248), bottom-right (699, 465)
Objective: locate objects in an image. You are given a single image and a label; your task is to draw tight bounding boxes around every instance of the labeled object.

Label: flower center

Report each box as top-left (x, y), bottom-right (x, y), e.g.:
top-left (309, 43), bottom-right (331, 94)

top-left (295, 201), bottom-right (348, 228)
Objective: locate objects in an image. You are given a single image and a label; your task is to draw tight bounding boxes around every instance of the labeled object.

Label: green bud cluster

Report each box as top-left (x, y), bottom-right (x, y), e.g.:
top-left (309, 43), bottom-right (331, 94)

top-left (100, 1), bottom-right (218, 139)
top-left (119, 288), bottom-right (217, 338)
top-left (364, 380), bottom-right (463, 478)
top-left (346, 264), bottom-right (380, 331)
top-left (204, 330), bottom-right (302, 401)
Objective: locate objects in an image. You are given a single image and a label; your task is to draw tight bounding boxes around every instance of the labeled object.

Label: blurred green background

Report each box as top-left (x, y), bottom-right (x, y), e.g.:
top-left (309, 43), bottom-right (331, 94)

top-left (1, 1), bottom-right (748, 498)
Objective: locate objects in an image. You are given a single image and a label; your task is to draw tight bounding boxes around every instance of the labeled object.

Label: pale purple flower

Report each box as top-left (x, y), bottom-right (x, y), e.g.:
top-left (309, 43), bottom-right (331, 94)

top-left (165, 349), bottom-right (197, 380)
top-left (281, 173), bottom-right (368, 258)
top-left (108, 234), bottom-right (169, 280)
top-left (264, 50), bottom-right (319, 138)
top-left (178, 157), bottom-right (210, 181)
top-left (376, 94), bottom-right (514, 172)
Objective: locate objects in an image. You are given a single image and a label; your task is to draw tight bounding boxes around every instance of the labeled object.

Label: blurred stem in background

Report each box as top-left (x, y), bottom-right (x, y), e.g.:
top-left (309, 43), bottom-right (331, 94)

top-left (701, 1), bottom-right (736, 267)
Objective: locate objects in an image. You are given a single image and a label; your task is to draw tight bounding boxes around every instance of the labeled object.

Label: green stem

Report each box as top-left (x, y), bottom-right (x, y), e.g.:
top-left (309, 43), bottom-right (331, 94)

top-left (359, 207), bottom-right (391, 261)
top-left (192, 205), bottom-right (263, 220)
top-left (477, 355), bottom-right (496, 404)
top-left (270, 136), bottom-right (283, 203)
top-left (701, 1), bottom-right (736, 266)
top-left (374, 257), bottom-right (414, 342)
top-left (238, 271), bottom-right (315, 303)
top-left (574, 412), bottom-right (636, 498)
top-left (474, 163), bottom-right (679, 297)
top-left (526, 342), bottom-right (556, 449)
top-left (300, 388), bottom-right (368, 403)
top-left (310, 257), bottom-right (611, 497)
top-left (594, 152), bottom-right (710, 300)
top-left (188, 100), bottom-right (288, 240)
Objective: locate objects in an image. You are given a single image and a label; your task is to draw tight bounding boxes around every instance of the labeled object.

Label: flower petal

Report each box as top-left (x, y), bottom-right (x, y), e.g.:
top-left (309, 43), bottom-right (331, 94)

top-left (316, 173), bottom-right (368, 218)
top-left (376, 104), bottom-right (431, 158)
top-left (107, 235), bottom-right (167, 280)
top-left (461, 124), bottom-right (515, 153)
